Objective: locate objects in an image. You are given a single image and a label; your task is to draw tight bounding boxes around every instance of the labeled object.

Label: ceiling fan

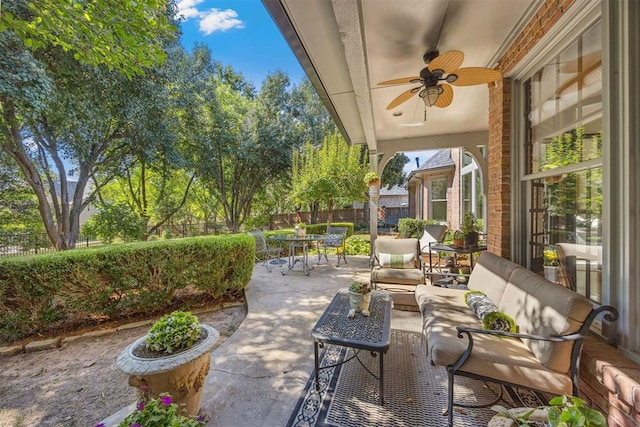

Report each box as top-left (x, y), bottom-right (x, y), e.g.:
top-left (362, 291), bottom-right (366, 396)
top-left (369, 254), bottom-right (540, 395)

top-left (378, 50), bottom-right (502, 110)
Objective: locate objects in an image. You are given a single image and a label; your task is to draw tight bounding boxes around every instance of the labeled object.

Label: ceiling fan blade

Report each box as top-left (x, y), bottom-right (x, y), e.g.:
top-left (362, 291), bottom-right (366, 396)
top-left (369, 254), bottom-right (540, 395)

top-left (386, 87), bottom-right (419, 110)
top-left (450, 67), bottom-right (502, 86)
top-left (434, 84), bottom-right (453, 108)
top-left (428, 50), bottom-right (464, 74)
top-left (378, 76), bottom-right (420, 86)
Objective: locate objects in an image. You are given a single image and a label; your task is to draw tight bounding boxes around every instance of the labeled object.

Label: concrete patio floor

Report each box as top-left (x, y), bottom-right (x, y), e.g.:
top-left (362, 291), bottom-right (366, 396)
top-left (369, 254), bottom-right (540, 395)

top-left (102, 254), bottom-right (376, 426)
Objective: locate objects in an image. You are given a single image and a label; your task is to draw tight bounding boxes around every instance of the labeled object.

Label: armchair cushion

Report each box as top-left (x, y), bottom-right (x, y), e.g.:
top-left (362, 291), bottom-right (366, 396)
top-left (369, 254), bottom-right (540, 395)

top-left (379, 252), bottom-right (415, 269)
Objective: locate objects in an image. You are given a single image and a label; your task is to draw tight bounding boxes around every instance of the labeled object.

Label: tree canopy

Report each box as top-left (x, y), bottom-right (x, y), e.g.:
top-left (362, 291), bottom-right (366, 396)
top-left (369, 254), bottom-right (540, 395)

top-left (0, 0), bottom-right (177, 77)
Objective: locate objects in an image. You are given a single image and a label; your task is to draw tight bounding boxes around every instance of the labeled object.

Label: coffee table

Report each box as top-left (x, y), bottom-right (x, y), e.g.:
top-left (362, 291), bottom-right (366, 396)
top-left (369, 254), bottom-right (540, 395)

top-left (311, 289), bottom-right (392, 405)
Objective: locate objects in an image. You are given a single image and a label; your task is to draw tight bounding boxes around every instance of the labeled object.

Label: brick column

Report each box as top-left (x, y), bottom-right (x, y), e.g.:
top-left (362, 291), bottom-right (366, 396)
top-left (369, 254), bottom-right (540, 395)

top-left (487, 78), bottom-right (511, 258)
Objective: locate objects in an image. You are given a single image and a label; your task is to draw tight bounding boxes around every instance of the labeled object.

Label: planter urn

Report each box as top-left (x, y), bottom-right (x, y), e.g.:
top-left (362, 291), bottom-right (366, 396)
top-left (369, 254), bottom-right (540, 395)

top-left (348, 291), bottom-right (372, 313)
top-left (116, 324), bottom-right (220, 417)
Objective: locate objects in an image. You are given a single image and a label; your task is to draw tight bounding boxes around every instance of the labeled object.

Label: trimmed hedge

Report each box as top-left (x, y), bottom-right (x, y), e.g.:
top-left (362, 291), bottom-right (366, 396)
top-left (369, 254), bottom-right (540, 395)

top-left (397, 219), bottom-right (444, 238)
top-left (0, 234), bottom-right (254, 344)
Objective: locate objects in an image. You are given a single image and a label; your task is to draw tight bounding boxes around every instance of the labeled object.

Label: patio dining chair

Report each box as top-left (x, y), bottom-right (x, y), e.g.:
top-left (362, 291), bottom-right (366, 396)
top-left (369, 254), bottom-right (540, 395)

top-left (419, 224), bottom-right (448, 279)
top-left (247, 231), bottom-right (283, 273)
top-left (320, 226), bottom-right (348, 266)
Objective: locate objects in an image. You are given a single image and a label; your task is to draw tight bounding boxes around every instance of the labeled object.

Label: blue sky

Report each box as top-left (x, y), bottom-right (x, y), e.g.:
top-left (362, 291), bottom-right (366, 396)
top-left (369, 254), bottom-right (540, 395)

top-left (177, 0), bottom-right (306, 87)
top-left (176, 0), bottom-right (432, 174)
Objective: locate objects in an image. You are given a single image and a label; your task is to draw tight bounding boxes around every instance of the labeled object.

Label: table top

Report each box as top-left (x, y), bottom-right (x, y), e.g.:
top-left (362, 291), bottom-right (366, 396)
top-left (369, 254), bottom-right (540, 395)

top-left (430, 243), bottom-right (488, 254)
top-left (311, 289), bottom-right (392, 352)
top-left (268, 234), bottom-right (325, 242)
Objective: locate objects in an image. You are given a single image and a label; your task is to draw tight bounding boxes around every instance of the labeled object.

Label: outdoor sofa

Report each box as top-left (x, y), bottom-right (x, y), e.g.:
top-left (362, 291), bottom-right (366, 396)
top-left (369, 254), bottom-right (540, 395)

top-left (415, 251), bottom-right (618, 427)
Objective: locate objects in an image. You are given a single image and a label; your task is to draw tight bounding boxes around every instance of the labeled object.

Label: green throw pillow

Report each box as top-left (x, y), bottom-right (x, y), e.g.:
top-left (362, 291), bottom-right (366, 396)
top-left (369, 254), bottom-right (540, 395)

top-left (482, 311), bottom-right (517, 333)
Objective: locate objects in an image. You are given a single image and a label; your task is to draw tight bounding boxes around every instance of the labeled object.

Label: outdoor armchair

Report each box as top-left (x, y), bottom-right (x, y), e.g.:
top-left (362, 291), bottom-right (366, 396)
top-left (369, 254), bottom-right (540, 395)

top-left (419, 224), bottom-right (448, 278)
top-left (370, 238), bottom-right (425, 290)
top-left (320, 226), bottom-right (348, 266)
top-left (247, 231), bottom-right (283, 273)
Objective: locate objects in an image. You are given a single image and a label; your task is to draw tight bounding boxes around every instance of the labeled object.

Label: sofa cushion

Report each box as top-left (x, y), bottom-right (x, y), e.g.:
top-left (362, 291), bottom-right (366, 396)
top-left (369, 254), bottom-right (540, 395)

top-left (467, 252), bottom-right (524, 304)
top-left (372, 267), bottom-right (424, 285)
top-left (418, 284), bottom-right (572, 396)
top-left (498, 269), bottom-right (594, 373)
top-left (379, 252), bottom-right (415, 269)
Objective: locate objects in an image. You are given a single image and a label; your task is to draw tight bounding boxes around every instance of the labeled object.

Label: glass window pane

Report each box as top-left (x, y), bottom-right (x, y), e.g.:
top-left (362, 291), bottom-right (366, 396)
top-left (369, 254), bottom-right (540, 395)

top-left (431, 201), bottom-right (447, 221)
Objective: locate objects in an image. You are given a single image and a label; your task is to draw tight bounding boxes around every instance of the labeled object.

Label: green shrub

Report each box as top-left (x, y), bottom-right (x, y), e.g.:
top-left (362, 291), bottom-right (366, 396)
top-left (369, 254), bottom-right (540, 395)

top-left (0, 234), bottom-right (253, 344)
top-left (344, 235), bottom-right (370, 255)
top-left (397, 218), bottom-right (443, 238)
top-left (145, 311), bottom-right (201, 354)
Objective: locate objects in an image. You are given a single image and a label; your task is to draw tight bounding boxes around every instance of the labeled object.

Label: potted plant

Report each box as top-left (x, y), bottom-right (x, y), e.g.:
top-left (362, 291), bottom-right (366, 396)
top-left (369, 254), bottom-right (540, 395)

top-left (116, 311), bottom-right (220, 417)
top-left (106, 393), bottom-right (206, 427)
top-left (294, 222), bottom-right (307, 237)
top-left (453, 230), bottom-right (465, 248)
top-left (347, 281), bottom-right (372, 317)
top-left (543, 245), bottom-right (560, 283)
top-left (363, 172), bottom-right (380, 187)
top-left (461, 213), bottom-right (480, 248)
top-left (490, 394), bottom-right (606, 427)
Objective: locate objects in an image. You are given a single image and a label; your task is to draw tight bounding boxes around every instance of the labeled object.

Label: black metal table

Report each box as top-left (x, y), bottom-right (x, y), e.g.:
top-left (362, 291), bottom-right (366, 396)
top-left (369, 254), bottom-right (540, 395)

top-left (427, 243), bottom-right (488, 287)
top-left (311, 289), bottom-right (392, 405)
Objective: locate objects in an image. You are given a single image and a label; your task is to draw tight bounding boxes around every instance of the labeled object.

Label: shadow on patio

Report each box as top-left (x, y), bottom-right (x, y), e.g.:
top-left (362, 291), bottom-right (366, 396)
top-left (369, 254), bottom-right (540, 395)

top-left (103, 253), bottom-right (639, 427)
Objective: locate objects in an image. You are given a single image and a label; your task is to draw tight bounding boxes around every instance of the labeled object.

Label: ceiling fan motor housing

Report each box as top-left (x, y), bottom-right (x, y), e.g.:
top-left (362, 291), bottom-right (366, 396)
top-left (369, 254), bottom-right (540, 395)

top-left (419, 67), bottom-right (441, 87)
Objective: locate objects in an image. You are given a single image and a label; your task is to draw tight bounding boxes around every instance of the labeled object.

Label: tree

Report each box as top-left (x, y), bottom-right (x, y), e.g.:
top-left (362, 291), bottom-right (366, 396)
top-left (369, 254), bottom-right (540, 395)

top-left (0, 151), bottom-right (42, 233)
top-left (0, 0), bottom-right (176, 78)
top-left (1, 47), bottom-right (176, 249)
top-left (289, 78), bottom-right (337, 148)
top-left (291, 132), bottom-right (368, 225)
top-left (381, 153), bottom-right (410, 189)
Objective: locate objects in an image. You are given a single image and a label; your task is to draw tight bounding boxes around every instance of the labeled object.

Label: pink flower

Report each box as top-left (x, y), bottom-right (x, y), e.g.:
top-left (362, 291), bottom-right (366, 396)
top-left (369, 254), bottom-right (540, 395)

top-left (137, 402), bottom-right (145, 411)
top-left (160, 395), bottom-right (172, 406)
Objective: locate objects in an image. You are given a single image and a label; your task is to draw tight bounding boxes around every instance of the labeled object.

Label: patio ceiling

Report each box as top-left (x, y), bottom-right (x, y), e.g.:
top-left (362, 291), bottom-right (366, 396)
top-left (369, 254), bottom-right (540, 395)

top-left (263, 0), bottom-right (541, 157)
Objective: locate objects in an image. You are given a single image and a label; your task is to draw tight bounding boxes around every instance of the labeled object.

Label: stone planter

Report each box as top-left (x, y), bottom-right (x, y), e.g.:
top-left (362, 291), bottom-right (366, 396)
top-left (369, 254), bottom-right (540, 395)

top-left (116, 324), bottom-right (220, 417)
top-left (348, 291), bottom-right (371, 313)
top-left (488, 407), bottom-right (549, 426)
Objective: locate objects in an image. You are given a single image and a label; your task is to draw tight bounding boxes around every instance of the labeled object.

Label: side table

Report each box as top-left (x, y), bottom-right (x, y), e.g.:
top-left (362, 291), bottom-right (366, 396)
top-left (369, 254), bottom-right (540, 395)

top-left (311, 289), bottom-right (392, 405)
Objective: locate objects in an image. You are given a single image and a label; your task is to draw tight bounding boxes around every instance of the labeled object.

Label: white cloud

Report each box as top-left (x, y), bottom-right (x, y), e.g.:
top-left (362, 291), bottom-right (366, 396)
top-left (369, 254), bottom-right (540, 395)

top-left (199, 8), bottom-right (244, 35)
top-left (177, 1), bottom-right (244, 35)
top-left (177, 0), bottom-right (205, 19)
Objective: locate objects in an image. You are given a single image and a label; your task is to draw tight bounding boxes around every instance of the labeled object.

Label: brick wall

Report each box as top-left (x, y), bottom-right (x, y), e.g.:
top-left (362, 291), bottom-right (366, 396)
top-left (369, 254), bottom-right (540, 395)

top-left (488, 0), bottom-right (640, 424)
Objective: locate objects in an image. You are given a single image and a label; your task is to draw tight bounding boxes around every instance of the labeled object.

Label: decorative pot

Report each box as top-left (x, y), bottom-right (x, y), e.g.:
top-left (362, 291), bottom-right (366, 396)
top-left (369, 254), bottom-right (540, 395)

top-left (453, 238), bottom-right (465, 248)
top-left (348, 291), bottom-right (372, 313)
top-left (544, 265), bottom-right (559, 283)
top-left (116, 324), bottom-right (220, 417)
top-left (464, 231), bottom-right (479, 248)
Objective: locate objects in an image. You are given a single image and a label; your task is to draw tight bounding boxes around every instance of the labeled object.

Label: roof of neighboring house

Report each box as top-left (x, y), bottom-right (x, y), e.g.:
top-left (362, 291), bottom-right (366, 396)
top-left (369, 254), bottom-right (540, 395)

top-left (405, 150), bottom-right (454, 184)
top-left (379, 185), bottom-right (408, 196)
top-left (418, 149), bottom-right (454, 170)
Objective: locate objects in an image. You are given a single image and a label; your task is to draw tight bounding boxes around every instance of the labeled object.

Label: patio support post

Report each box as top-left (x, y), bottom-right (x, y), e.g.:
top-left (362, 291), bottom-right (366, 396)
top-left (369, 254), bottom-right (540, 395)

top-left (369, 151), bottom-right (378, 250)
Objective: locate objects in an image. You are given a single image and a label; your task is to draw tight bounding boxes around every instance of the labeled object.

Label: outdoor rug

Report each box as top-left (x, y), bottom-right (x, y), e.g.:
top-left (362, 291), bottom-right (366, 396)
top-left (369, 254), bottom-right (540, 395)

top-left (287, 310), bottom-right (551, 427)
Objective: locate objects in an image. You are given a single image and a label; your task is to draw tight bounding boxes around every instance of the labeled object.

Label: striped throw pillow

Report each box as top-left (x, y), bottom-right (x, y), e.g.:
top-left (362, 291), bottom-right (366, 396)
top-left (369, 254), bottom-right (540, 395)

top-left (379, 252), bottom-right (415, 269)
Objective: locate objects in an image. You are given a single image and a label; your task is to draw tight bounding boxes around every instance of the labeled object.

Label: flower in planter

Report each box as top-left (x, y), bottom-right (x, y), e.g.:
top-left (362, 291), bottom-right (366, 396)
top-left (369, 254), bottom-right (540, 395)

top-left (348, 281), bottom-right (371, 294)
top-left (363, 172), bottom-right (380, 187)
top-left (145, 311), bottom-right (202, 354)
top-left (543, 246), bottom-right (560, 266)
top-left (108, 393), bottom-right (206, 427)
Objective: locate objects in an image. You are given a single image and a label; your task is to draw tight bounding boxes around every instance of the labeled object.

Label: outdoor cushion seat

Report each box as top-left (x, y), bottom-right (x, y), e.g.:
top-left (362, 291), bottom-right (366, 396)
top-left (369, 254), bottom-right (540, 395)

top-left (370, 238), bottom-right (424, 289)
top-left (415, 251), bottom-right (618, 427)
top-left (320, 226), bottom-right (348, 266)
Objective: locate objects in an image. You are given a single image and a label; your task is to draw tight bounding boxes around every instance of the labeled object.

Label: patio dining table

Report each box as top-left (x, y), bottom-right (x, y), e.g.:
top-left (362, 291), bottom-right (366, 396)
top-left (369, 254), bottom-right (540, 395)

top-left (268, 234), bottom-right (325, 276)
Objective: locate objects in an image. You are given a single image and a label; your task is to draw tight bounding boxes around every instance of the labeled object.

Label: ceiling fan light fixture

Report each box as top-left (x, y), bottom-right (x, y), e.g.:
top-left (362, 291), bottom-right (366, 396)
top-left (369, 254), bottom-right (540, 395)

top-left (420, 85), bottom-right (443, 107)
top-left (446, 73), bottom-right (458, 83)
